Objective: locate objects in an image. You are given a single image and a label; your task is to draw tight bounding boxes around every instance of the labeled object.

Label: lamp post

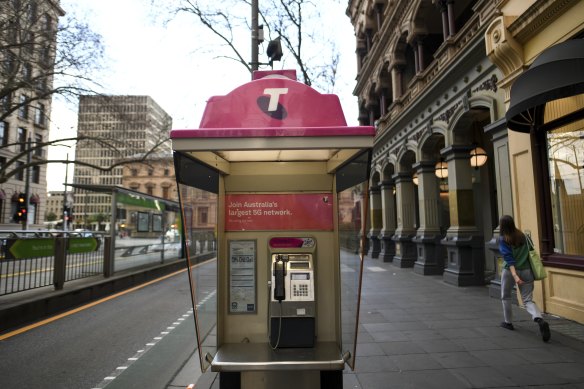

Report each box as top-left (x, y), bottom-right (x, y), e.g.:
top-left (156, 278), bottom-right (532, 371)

top-left (63, 153), bottom-right (69, 232)
top-left (251, 0), bottom-right (259, 73)
top-left (23, 136), bottom-right (32, 231)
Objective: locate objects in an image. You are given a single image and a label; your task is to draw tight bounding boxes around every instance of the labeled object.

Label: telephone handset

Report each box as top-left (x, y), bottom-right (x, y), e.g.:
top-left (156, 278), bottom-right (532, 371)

top-left (273, 255), bottom-right (287, 301)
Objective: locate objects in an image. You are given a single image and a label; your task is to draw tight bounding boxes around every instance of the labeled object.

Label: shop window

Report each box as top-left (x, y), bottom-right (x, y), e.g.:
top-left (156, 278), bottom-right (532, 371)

top-left (546, 96), bottom-right (584, 257)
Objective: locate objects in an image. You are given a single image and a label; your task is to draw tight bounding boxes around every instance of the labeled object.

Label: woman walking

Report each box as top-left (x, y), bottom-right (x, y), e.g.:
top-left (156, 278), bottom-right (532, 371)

top-left (499, 215), bottom-right (550, 342)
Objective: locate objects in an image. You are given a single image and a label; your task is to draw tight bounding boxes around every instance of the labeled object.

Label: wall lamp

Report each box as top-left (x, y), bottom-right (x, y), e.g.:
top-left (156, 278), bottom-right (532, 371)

top-left (435, 160), bottom-right (448, 178)
top-left (470, 146), bottom-right (488, 168)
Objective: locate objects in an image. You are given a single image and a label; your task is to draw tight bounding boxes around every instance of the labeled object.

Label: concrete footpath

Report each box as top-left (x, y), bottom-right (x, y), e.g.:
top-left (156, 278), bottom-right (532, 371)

top-left (3, 256), bottom-right (584, 388)
top-left (129, 256), bottom-right (584, 389)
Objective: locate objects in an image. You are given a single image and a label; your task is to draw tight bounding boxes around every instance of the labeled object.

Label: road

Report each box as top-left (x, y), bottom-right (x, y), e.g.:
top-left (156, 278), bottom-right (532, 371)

top-left (0, 261), bottom-right (216, 389)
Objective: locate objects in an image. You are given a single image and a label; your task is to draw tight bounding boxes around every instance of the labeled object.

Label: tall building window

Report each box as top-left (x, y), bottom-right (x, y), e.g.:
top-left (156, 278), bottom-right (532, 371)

top-left (0, 122), bottom-right (8, 146)
top-left (32, 165), bottom-right (40, 183)
top-left (198, 207), bottom-right (209, 224)
top-left (16, 161), bottom-right (25, 180)
top-left (22, 63), bottom-right (32, 83)
top-left (34, 133), bottom-right (43, 156)
top-left (148, 168), bottom-right (153, 176)
top-left (18, 95), bottom-right (28, 119)
top-left (164, 168), bottom-right (170, 176)
top-left (162, 186), bottom-right (169, 199)
top-left (17, 127), bottom-right (27, 151)
top-left (1, 93), bottom-right (11, 112)
top-left (34, 103), bottom-right (45, 126)
top-left (131, 168), bottom-right (138, 177)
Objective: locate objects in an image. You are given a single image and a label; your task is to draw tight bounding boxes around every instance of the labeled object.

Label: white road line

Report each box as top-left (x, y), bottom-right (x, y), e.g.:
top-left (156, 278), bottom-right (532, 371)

top-left (94, 306), bottom-right (197, 388)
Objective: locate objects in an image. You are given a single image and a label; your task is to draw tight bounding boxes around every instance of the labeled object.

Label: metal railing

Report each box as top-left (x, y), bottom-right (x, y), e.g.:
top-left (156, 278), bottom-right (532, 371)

top-left (0, 230), bottom-right (106, 296)
top-left (0, 229), bottom-right (214, 296)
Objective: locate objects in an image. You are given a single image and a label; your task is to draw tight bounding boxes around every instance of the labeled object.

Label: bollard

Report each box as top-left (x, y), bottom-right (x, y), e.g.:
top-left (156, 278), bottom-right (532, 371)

top-left (53, 237), bottom-right (66, 290)
top-left (103, 237), bottom-right (113, 278)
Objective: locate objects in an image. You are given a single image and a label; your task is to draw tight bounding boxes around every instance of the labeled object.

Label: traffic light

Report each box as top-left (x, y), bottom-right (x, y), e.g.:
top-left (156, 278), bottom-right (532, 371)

top-left (15, 193), bottom-right (27, 222)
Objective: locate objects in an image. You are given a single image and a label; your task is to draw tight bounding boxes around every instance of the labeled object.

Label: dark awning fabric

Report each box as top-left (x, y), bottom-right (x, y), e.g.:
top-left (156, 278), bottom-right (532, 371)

top-left (0, 189), bottom-right (5, 200)
top-left (506, 39), bottom-right (584, 133)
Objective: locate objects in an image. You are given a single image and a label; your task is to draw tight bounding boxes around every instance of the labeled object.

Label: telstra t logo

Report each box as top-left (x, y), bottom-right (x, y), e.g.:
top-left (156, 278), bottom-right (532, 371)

top-left (257, 88), bottom-right (288, 120)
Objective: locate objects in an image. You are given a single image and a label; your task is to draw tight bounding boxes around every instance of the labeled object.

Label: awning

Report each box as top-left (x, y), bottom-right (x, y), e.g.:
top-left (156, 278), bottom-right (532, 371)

top-left (506, 39), bottom-right (584, 133)
top-left (0, 189), bottom-right (5, 200)
top-left (30, 194), bottom-right (40, 204)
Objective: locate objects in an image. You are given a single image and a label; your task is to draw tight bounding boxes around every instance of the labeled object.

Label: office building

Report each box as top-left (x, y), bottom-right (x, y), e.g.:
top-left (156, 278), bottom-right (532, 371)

top-left (72, 95), bottom-right (172, 230)
top-left (0, 0), bottom-right (64, 229)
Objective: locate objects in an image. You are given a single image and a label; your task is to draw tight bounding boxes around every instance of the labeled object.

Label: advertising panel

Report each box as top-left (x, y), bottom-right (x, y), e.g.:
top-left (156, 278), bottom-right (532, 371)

top-left (225, 193), bottom-right (333, 231)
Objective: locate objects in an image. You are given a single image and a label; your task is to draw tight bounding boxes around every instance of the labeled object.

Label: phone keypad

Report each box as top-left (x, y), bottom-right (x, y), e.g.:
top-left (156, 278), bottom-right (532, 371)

top-left (293, 284), bottom-right (309, 297)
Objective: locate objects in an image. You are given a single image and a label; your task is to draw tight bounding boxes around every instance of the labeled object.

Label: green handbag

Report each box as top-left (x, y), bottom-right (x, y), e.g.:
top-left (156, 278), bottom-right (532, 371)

top-left (526, 234), bottom-right (547, 280)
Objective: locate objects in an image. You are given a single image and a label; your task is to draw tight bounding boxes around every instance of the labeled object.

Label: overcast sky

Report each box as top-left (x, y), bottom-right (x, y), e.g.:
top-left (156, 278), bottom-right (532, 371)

top-left (46, 0), bottom-right (358, 191)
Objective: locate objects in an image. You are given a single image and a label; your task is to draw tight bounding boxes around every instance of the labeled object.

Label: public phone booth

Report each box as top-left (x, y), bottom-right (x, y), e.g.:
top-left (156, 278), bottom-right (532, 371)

top-left (171, 70), bottom-right (374, 389)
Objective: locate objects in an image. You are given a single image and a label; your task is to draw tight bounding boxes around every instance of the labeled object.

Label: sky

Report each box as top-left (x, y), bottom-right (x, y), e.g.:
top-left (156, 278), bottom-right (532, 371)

top-left (46, 0), bottom-right (359, 191)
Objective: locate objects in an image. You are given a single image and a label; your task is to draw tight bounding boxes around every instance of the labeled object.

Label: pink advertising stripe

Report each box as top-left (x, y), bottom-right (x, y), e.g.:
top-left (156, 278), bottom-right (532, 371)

top-left (170, 126), bottom-right (375, 139)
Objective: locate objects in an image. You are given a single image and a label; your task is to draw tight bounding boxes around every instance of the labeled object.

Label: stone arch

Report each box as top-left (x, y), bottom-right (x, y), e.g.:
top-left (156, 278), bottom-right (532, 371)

top-left (380, 160), bottom-right (395, 181)
top-left (370, 169), bottom-right (382, 187)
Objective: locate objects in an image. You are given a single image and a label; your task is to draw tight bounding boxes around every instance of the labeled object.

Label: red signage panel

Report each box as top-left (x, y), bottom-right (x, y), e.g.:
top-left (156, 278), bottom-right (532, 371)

top-left (225, 193), bottom-right (333, 231)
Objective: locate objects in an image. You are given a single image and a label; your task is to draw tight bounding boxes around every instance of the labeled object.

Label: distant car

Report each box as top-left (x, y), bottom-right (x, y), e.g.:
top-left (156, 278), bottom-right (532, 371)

top-left (72, 229), bottom-right (94, 237)
top-left (165, 229), bottom-right (179, 242)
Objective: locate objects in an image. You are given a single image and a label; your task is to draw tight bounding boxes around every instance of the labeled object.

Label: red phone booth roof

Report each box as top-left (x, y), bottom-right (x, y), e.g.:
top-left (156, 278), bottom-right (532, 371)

top-left (170, 72), bottom-right (375, 141)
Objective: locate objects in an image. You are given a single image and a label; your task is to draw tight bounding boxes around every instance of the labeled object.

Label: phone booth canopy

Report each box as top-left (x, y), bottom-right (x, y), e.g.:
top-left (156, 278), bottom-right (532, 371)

top-left (171, 70), bottom-right (374, 389)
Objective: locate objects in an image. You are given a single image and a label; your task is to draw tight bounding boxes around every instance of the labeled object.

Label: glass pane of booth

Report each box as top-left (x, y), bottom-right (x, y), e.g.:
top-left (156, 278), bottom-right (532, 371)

top-left (336, 150), bottom-right (370, 370)
top-left (174, 153), bottom-right (220, 372)
top-left (179, 183), bottom-right (218, 372)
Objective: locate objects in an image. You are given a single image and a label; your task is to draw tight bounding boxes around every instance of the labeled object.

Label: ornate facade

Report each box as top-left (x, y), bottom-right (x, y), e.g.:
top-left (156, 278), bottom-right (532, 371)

top-left (347, 0), bottom-right (507, 287)
top-left (348, 0), bottom-right (584, 323)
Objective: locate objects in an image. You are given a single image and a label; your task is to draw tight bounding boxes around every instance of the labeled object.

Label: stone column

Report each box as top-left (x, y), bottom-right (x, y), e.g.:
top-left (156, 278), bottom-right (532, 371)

top-left (412, 161), bottom-right (445, 275)
top-left (437, 0), bottom-right (449, 41)
top-left (447, 0), bottom-right (456, 37)
top-left (379, 179), bottom-right (396, 262)
top-left (368, 184), bottom-right (382, 259)
top-left (417, 38), bottom-right (425, 72)
top-left (392, 172), bottom-right (417, 267)
top-left (441, 145), bottom-right (485, 286)
top-left (391, 65), bottom-right (403, 101)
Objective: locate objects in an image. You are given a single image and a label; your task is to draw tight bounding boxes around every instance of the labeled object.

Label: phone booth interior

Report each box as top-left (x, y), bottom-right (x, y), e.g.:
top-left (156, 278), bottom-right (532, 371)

top-left (171, 70), bottom-right (374, 389)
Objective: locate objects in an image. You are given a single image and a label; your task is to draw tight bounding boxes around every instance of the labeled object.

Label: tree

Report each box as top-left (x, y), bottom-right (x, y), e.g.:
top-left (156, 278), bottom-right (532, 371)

top-left (45, 211), bottom-right (57, 221)
top-left (0, 0), bottom-right (103, 123)
top-left (0, 0), bottom-right (172, 185)
top-left (156, 0), bottom-right (342, 92)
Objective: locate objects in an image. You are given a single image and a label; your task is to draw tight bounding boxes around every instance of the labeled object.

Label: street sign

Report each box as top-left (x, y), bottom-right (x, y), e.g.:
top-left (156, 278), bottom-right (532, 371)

top-left (7, 238), bottom-right (54, 258)
top-left (6, 237), bottom-right (99, 259)
top-left (68, 237), bottom-right (99, 253)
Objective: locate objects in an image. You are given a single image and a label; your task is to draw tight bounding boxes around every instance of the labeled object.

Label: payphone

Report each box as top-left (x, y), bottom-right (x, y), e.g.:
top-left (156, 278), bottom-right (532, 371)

top-left (171, 69), bottom-right (375, 389)
top-left (269, 252), bottom-right (316, 348)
